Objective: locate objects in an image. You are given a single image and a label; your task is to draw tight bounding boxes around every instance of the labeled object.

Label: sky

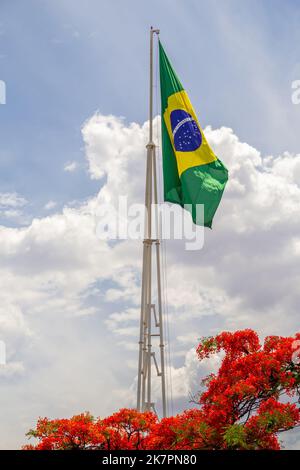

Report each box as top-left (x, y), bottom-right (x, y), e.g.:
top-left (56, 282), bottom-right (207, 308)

top-left (1, 0), bottom-right (300, 449)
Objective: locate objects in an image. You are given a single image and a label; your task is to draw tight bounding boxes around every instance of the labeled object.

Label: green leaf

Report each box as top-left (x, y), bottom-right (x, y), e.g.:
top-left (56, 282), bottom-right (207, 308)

top-left (224, 424), bottom-right (247, 449)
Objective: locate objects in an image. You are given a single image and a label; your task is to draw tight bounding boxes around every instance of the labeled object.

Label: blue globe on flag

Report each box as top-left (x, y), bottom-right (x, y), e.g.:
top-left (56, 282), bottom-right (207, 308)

top-left (170, 109), bottom-right (202, 152)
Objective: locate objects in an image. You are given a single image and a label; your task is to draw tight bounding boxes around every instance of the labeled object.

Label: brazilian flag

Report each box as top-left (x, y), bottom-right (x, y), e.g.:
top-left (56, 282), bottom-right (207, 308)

top-left (159, 41), bottom-right (228, 228)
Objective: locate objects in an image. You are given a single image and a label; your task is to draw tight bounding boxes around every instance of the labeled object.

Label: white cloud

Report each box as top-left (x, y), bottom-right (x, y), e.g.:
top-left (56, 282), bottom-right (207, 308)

top-left (82, 113), bottom-right (300, 337)
top-left (0, 192), bottom-right (27, 208)
top-left (64, 161), bottom-right (78, 172)
top-left (44, 200), bottom-right (57, 211)
top-left (2, 209), bottom-right (23, 220)
top-left (0, 362), bottom-right (25, 378)
top-left (0, 192), bottom-right (28, 224)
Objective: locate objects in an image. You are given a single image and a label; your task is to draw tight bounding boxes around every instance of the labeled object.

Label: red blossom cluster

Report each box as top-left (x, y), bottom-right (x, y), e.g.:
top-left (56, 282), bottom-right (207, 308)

top-left (23, 329), bottom-right (300, 450)
top-left (23, 410), bottom-right (156, 450)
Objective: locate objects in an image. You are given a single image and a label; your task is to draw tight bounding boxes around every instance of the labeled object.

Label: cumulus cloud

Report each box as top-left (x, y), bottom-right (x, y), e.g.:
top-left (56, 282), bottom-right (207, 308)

top-left (1, 112), bottom-right (300, 447)
top-left (82, 114), bottom-right (300, 338)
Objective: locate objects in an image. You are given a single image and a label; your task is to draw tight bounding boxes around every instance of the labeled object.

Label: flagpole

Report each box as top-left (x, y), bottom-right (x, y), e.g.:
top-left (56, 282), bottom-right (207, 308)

top-left (137, 26), bottom-right (167, 417)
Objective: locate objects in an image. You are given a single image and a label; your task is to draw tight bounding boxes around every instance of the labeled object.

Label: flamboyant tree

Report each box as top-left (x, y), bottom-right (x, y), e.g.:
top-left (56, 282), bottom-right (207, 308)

top-left (24, 329), bottom-right (300, 450)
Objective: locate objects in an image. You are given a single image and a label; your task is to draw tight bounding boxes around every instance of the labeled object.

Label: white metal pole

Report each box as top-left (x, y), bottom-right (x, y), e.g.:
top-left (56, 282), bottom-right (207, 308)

top-left (137, 26), bottom-right (164, 415)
